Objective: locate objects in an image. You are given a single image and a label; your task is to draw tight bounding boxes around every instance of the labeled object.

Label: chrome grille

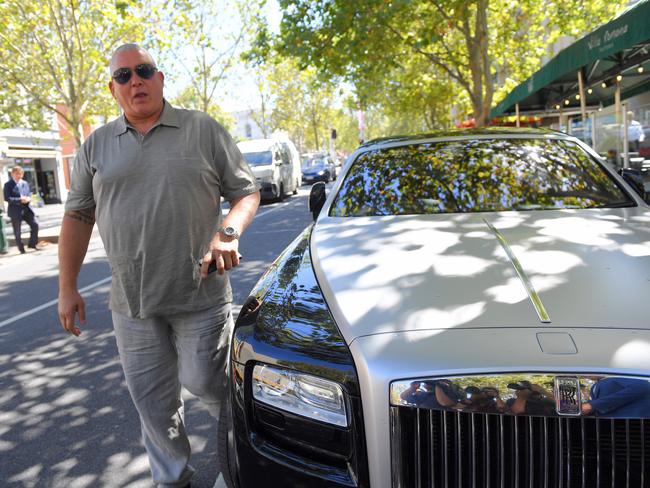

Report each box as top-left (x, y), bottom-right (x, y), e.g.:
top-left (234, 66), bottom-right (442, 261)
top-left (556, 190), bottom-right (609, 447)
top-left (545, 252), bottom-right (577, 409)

top-left (390, 407), bottom-right (650, 488)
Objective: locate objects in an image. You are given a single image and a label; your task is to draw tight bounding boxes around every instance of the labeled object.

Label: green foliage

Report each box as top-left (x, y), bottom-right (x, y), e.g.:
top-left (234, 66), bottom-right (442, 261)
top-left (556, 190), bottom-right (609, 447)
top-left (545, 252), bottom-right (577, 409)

top-left (262, 57), bottom-right (340, 152)
top-left (150, 0), bottom-right (261, 118)
top-left (267, 0), bottom-right (627, 129)
top-left (0, 0), bottom-right (152, 147)
top-left (172, 85), bottom-right (234, 130)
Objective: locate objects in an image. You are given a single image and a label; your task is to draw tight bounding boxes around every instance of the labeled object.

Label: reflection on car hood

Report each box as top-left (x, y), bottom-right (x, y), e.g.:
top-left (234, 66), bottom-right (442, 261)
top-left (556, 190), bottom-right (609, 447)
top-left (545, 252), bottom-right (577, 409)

top-left (311, 208), bottom-right (650, 343)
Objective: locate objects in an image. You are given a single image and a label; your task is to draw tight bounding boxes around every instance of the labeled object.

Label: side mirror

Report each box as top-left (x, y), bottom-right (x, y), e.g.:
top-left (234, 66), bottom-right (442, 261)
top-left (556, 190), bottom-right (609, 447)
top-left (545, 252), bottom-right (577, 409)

top-left (618, 168), bottom-right (647, 201)
top-left (308, 182), bottom-right (327, 221)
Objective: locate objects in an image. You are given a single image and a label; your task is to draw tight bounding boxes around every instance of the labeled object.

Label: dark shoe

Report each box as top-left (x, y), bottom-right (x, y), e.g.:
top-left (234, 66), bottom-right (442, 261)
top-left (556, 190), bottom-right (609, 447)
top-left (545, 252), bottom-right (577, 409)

top-left (19, 249), bottom-right (26, 254)
top-left (28, 245), bottom-right (41, 251)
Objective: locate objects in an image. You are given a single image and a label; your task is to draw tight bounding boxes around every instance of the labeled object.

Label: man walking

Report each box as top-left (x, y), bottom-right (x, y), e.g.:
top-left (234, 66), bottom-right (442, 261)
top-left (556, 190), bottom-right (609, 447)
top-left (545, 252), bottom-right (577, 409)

top-left (3, 165), bottom-right (39, 254)
top-left (57, 43), bottom-right (260, 487)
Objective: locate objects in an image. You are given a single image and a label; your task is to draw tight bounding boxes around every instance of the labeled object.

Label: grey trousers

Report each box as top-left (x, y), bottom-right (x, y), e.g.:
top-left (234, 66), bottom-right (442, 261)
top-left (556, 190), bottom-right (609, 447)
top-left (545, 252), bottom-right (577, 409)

top-left (112, 303), bottom-right (233, 488)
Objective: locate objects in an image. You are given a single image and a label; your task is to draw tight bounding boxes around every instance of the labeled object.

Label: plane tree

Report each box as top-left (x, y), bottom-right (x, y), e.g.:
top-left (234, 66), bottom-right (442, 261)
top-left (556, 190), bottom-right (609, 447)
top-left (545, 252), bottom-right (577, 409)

top-left (0, 0), bottom-right (151, 147)
top-left (265, 0), bottom-right (626, 127)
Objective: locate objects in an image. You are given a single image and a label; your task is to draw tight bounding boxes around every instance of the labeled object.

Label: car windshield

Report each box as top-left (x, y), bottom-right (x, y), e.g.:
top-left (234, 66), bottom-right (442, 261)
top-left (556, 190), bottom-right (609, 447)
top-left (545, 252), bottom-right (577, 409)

top-left (242, 151), bottom-right (273, 166)
top-left (302, 157), bottom-right (325, 168)
top-left (330, 138), bottom-right (634, 217)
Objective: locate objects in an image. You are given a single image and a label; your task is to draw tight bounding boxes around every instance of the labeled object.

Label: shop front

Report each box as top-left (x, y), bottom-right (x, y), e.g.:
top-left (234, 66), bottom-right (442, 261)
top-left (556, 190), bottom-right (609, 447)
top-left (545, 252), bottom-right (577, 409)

top-left (491, 0), bottom-right (650, 175)
top-left (0, 129), bottom-right (66, 206)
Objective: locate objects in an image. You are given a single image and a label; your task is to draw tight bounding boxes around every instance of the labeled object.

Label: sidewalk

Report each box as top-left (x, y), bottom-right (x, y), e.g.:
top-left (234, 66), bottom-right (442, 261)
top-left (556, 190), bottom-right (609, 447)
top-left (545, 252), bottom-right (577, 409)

top-left (1, 203), bottom-right (65, 258)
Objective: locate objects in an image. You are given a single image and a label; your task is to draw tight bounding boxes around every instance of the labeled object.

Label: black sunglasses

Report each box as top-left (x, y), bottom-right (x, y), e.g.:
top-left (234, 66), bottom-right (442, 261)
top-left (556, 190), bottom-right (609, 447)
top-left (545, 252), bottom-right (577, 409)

top-left (111, 63), bottom-right (157, 85)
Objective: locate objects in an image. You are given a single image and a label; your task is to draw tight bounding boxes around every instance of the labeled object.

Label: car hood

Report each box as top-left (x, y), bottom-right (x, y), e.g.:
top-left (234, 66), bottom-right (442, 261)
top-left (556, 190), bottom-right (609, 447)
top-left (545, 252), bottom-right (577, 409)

top-left (251, 165), bottom-right (274, 179)
top-left (302, 165), bottom-right (326, 175)
top-left (311, 208), bottom-right (650, 343)
top-left (349, 326), bottom-right (650, 488)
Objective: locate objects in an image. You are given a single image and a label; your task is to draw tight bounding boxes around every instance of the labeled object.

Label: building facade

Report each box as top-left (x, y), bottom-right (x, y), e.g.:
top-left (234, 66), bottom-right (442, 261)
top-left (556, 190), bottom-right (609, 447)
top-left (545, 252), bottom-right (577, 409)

top-left (230, 109), bottom-right (268, 141)
top-left (0, 128), bottom-right (65, 207)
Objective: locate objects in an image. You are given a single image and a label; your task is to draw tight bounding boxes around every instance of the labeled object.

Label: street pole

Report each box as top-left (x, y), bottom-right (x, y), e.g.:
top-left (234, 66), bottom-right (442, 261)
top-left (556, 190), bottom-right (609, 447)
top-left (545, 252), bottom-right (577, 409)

top-left (357, 108), bottom-right (366, 145)
top-left (329, 128), bottom-right (336, 157)
top-left (515, 103), bottom-right (520, 128)
top-left (0, 208), bottom-right (7, 254)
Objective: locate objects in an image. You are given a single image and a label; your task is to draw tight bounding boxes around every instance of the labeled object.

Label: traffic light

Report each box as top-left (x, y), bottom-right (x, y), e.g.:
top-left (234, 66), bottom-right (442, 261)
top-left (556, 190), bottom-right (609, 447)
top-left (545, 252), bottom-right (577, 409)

top-left (331, 128), bottom-right (337, 140)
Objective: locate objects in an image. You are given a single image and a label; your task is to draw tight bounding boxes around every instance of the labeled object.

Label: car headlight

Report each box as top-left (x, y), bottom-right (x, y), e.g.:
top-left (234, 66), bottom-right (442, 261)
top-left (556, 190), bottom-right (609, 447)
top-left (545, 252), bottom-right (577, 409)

top-left (317, 170), bottom-right (325, 175)
top-left (252, 363), bottom-right (348, 427)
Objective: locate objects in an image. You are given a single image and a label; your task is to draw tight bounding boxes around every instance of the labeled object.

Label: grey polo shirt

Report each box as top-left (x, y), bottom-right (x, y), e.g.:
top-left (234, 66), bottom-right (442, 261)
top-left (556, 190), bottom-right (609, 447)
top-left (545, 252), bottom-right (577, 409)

top-left (66, 101), bottom-right (259, 318)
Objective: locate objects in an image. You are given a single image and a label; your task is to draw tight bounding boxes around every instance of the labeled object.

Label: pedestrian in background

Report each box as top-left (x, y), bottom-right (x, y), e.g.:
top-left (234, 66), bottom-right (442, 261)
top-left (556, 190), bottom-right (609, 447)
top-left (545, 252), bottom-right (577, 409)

top-left (3, 165), bottom-right (39, 254)
top-left (627, 110), bottom-right (645, 152)
top-left (57, 43), bottom-right (260, 488)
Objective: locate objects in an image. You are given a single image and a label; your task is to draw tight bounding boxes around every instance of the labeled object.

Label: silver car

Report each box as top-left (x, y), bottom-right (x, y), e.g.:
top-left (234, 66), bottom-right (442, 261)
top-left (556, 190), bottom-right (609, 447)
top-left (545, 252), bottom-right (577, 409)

top-left (220, 128), bottom-right (650, 488)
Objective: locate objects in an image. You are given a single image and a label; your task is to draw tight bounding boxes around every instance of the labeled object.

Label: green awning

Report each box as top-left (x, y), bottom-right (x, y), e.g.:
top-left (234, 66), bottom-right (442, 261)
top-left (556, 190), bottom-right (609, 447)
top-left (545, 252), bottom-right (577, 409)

top-left (491, 0), bottom-right (650, 118)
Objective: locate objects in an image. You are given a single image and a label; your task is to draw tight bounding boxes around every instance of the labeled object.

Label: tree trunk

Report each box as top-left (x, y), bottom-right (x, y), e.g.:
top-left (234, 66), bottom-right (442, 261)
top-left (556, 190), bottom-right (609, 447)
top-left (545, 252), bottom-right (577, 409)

top-left (464, 0), bottom-right (492, 127)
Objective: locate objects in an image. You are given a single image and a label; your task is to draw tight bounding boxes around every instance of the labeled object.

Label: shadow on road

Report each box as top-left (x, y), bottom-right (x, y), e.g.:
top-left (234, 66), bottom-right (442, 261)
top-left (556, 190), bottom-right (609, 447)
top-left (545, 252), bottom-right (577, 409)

top-left (0, 262), bottom-right (221, 488)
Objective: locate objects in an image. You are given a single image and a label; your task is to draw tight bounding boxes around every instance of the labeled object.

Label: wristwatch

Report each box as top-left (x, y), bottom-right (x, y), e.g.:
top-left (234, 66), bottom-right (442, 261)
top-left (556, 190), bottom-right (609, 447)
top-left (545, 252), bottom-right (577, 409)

top-left (218, 226), bottom-right (240, 240)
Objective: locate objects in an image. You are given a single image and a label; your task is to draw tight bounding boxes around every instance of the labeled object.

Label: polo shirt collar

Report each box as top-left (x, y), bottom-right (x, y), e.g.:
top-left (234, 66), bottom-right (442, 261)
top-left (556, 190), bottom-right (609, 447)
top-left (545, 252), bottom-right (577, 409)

top-left (113, 99), bottom-right (180, 136)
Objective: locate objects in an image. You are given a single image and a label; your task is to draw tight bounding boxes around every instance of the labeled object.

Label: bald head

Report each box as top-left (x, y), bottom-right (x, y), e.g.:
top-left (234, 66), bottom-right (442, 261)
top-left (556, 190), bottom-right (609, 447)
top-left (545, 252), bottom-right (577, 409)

top-left (109, 43), bottom-right (157, 74)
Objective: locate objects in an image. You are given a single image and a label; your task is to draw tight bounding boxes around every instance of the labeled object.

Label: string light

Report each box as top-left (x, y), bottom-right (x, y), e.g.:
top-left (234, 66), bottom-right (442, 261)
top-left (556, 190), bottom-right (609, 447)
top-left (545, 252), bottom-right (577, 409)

top-left (587, 88), bottom-right (593, 94)
top-left (564, 99), bottom-right (570, 105)
top-left (575, 94), bottom-right (581, 100)
top-left (616, 74), bottom-right (623, 82)
top-left (601, 81), bottom-right (608, 88)
top-left (555, 104), bottom-right (561, 110)
top-left (639, 66), bottom-right (645, 73)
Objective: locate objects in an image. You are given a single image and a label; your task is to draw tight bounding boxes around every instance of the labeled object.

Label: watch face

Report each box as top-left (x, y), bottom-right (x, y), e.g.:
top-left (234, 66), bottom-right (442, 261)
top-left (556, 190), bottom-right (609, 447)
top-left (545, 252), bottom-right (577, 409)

top-left (223, 226), bottom-right (238, 238)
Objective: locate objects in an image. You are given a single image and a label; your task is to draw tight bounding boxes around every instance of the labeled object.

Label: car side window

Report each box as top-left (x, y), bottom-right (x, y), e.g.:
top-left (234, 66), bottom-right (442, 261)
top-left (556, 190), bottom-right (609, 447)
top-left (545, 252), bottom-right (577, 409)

top-left (280, 145), bottom-right (291, 165)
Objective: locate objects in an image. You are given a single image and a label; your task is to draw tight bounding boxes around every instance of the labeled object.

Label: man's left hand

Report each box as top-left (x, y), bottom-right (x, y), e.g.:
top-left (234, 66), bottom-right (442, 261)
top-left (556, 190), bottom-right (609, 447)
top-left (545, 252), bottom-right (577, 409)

top-left (201, 234), bottom-right (240, 277)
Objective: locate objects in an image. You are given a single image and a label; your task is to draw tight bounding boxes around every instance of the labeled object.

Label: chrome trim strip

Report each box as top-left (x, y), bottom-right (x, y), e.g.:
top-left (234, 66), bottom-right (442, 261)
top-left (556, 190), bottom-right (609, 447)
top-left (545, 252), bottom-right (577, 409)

top-left (456, 412), bottom-right (462, 486)
top-left (566, 418), bottom-right (572, 487)
top-left (443, 411), bottom-right (449, 487)
top-left (625, 420), bottom-right (631, 488)
top-left (514, 418), bottom-right (520, 487)
top-left (415, 409), bottom-right (422, 488)
top-left (391, 373), bottom-right (650, 419)
top-left (610, 420), bottom-right (616, 488)
top-left (596, 419), bottom-right (601, 488)
top-left (581, 418), bottom-right (586, 488)
top-left (543, 417), bottom-right (549, 488)
top-left (499, 416), bottom-right (505, 488)
top-left (483, 219), bottom-right (551, 323)
top-left (485, 415), bottom-right (491, 488)
top-left (642, 420), bottom-right (646, 488)
top-left (529, 417), bottom-right (534, 488)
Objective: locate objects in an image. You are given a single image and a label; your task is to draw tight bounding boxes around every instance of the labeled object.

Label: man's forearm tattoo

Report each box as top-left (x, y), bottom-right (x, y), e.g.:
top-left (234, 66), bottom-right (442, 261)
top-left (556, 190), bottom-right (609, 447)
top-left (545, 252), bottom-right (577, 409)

top-left (65, 207), bottom-right (96, 226)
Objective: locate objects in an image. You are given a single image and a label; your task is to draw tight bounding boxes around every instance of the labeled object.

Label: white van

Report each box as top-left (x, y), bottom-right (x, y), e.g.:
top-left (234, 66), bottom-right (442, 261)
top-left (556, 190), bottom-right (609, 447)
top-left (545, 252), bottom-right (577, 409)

top-left (237, 138), bottom-right (302, 201)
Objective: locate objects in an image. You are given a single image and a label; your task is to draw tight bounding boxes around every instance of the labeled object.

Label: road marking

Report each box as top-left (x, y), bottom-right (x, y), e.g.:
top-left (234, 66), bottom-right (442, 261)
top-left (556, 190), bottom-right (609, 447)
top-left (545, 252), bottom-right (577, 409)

top-left (0, 276), bottom-right (112, 329)
top-left (255, 197), bottom-right (305, 219)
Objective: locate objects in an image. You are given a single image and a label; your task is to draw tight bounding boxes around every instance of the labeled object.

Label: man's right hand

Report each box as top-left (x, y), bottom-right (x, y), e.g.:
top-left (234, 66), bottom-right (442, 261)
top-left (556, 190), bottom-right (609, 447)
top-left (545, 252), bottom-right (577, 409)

top-left (58, 288), bottom-right (86, 336)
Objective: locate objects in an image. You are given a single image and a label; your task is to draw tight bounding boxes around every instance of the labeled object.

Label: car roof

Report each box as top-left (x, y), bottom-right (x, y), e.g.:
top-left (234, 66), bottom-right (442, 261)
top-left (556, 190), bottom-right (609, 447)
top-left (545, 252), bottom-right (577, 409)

top-left (360, 127), bottom-right (574, 150)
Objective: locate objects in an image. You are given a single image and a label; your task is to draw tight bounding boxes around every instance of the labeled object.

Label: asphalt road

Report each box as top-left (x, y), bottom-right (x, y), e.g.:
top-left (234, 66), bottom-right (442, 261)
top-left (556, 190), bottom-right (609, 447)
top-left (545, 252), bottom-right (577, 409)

top-left (0, 187), bottom-right (317, 488)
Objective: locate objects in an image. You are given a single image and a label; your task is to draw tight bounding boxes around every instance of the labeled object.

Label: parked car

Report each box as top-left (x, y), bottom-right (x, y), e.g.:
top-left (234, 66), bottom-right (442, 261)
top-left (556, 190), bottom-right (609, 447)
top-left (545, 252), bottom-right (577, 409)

top-left (302, 153), bottom-right (337, 184)
top-left (237, 138), bottom-right (301, 201)
top-left (220, 128), bottom-right (650, 488)
top-left (301, 158), bottom-right (334, 183)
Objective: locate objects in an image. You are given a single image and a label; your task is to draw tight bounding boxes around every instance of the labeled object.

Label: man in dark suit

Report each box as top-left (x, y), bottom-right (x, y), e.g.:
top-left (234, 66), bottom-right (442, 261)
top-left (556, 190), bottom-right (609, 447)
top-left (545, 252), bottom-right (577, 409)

top-left (3, 165), bottom-right (39, 254)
